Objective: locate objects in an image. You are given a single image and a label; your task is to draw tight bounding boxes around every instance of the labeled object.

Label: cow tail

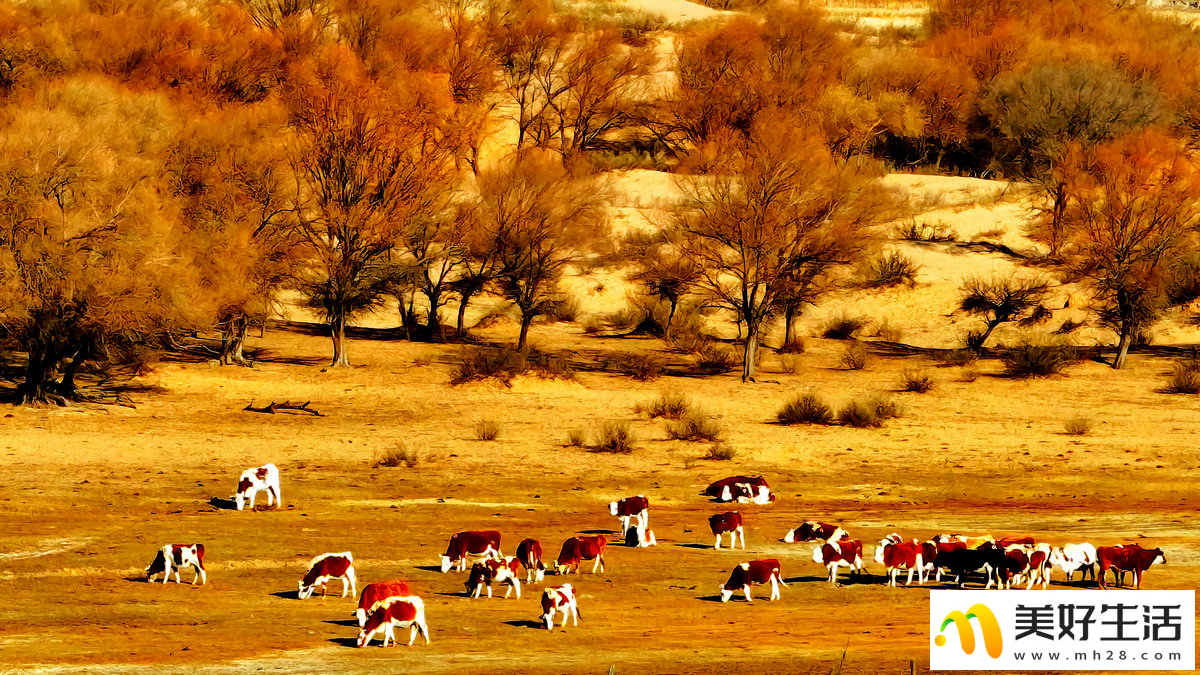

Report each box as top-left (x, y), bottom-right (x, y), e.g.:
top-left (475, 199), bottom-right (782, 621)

top-left (196, 544), bottom-right (206, 568)
top-left (575, 606), bottom-right (583, 622)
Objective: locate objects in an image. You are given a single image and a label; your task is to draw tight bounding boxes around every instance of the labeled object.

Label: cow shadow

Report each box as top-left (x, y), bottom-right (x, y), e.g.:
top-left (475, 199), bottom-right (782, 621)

top-left (327, 636), bottom-right (359, 649)
top-left (436, 591), bottom-right (471, 598)
top-left (324, 619), bottom-right (359, 627)
top-left (413, 565), bottom-right (443, 573)
top-left (579, 529), bottom-right (615, 535)
top-left (271, 590), bottom-right (300, 600)
top-left (675, 543), bottom-right (712, 550)
top-left (504, 619), bottom-right (544, 630)
top-left (783, 575), bottom-right (830, 584)
top-left (696, 594), bottom-right (728, 603)
top-left (208, 497), bottom-right (238, 510)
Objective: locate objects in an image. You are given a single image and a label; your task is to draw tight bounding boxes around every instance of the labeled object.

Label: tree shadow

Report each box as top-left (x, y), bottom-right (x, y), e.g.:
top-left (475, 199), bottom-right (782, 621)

top-left (209, 497), bottom-right (238, 510)
top-left (504, 619), bottom-right (545, 630)
top-left (435, 591), bottom-right (471, 598)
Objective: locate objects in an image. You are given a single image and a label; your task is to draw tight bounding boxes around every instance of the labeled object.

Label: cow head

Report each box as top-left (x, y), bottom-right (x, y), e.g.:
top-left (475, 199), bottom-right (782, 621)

top-left (1152, 549), bottom-right (1166, 566)
top-left (783, 528), bottom-right (796, 543)
top-left (811, 546), bottom-right (826, 564)
top-left (297, 580), bottom-right (316, 599)
top-left (534, 561), bottom-right (546, 583)
top-left (719, 585), bottom-right (733, 602)
top-left (608, 501), bottom-right (619, 516)
top-left (439, 555), bottom-right (454, 573)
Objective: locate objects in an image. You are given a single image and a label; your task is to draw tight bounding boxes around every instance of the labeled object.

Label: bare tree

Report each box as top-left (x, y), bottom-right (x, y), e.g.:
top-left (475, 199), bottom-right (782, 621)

top-left (957, 275), bottom-right (1052, 353)
top-left (620, 229), bottom-right (701, 336)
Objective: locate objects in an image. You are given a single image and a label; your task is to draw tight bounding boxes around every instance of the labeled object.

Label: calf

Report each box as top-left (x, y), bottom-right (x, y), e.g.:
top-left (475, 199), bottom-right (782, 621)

top-left (1050, 543), bottom-right (1097, 582)
top-left (357, 596), bottom-right (430, 648)
top-left (1097, 545), bottom-right (1165, 590)
top-left (609, 496), bottom-right (650, 533)
top-left (355, 581), bottom-right (410, 628)
top-left (934, 547), bottom-right (1007, 588)
top-left (235, 463), bottom-right (280, 511)
top-left (556, 536), bottom-right (606, 574)
top-left (624, 523), bottom-right (657, 548)
top-left (465, 557), bottom-right (522, 599)
top-left (813, 540), bottom-right (864, 584)
top-left (874, 535), bottom-right (924, 587)
top-left (440, 530), bottom-right (502, 573)
top-left (709, 511), bottom-right (745, 550)
top-left (145, 544), bottom-right (206, 585)
top-left (515, 538), bottom-right (546, 583)
top-left (702, 475), bottom-right (775, 504)
top-left (784, 522), bottom-right (848, 543)
top-left (298, 552), bottom-right (356, 599)
top-left (541, 583), bottom-right (581, 630)
top-left (719, 559), bottom-right (785, 602)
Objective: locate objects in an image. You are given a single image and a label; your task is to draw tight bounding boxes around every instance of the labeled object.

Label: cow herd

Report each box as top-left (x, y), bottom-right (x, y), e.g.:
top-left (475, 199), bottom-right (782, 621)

top-left (142, 468), bottom-right (1169, 649)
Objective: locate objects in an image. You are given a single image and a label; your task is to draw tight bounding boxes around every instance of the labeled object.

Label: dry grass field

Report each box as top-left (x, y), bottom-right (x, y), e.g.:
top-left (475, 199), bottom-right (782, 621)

top-left (2, 171), bottom-right (1199, 674)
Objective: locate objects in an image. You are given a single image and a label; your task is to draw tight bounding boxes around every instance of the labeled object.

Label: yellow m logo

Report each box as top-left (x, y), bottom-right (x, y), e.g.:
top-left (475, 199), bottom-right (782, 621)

top-left (934, 603), bottom-right (1004, 658)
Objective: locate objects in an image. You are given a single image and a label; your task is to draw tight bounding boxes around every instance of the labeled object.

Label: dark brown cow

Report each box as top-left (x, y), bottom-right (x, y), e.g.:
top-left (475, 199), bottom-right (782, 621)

top-left (440, 530), bottom-right (502, 573)
top-left (708, 511), bottom-right (745, 550)
top-left (357, 596), bottom-right (430, 648)
top-left (996, 536), bottom-right (1036, 548)
top-left (923, 539), bottom-right (966, 582)
top-left (145, 544), bottom-right (206, 585)
top-left (702, 475), bottom-right (774, 504)
top-left (719, 559), bottom-right (785, 602)
top-left (516, 538), bottom-right (546, 583)
top-left (556, 536), bottom-right (607, 574)
top-left (784, 522), bottom-right (847, 543)
top-left (812, 540), bottom-right (864, 584)
top-left (465, 557), bottom-right (522, 599)
top-left (299, 552), bottom-right (356, 599)
top-left (355, 581), bottom-right (411, 627)
top-left (609, 495), bottom-right (650, 533)
top-left (1097, 545), bottom-right (1165, 589)
top-left (873, 535), bottom-right (924, 587)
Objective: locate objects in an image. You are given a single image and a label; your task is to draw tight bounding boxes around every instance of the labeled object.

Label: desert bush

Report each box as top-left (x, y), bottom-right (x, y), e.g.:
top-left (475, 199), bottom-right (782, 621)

top-left (869, 394), bottom-right (904, 420)
top-left (837, 399), bottom-right (881, 428)
top-left (593, 422), bottom-right (637, 453)
top-left (1166, 359), bottom-right (1200, 394)
top-left (958, 367), bottom-right (980, 383)
top-left (822, 314), bottom-right (865, 340)
top-left (695, 342), bottom-right (737, 374)
top-left (474, 419), bottom-right (500, 441)
top-left (897, 219), bottom-right (956, 242)
top-left (703, 442), bottom-right (736, 461)
top-left (451, 347), bottom-right (575, 386)
top-left (375, 443), bottom-right (419, 468)
top-left (667, 410), bottom-right (723, 442)
top-left (899, 369), bottom-right (934, 393)
top-left (1001, 342), bottom-right (1077, 378)
top-left (627, 353), bottom-right (664, 381)
top-left (840, 343), bottom-right (868, 370)
top-left (776, 392), bottom-right (833, 425)
top-left (1055, 318), bottom-right (1085, 334)
top-left (940, 348), bottom-right (978, 367)
top-left (874, 318), bottom-right (905, 343)
top-left (778, 353), bottom-right (802, 374)
top-left (778, 336), bottom-right (806, 354)
top-left (581, 316), bottom-right (606, 334)
top-left (544, 294), bottom-right (581, 322)
top-left (1063, 417), bottom-right (1092, 436)
top-left (566, 428), bottom-right (587, 446)
top-left (862, 251), bottom-right (919, 288)
top-left (606, 307), bottom-right (643, 332)
top-left (645, 389), bottom-right (691, 419)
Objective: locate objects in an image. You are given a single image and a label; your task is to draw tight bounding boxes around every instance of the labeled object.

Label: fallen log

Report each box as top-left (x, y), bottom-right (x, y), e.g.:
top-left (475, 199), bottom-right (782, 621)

top-left (244, 400), bottom-right (325, 416)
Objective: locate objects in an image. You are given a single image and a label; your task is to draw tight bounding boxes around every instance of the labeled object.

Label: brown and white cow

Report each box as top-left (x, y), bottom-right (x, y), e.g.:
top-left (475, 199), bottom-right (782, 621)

top-left (556, 536), bottom-right (607, 575)
top-left (298, 552), bottom-right (356, 599)
top-left (541, 583), bottom-right (580, 630)
top-left (783, 522), bottom-right (848, 543)
top-left (609, 495), bottom-right (650, 533)
top-left (1050, 543), bottom-right (1097, 582)
top-left (933, 533), bottom-right (996, 550)
top-left (145, 544), bottom-right (206, 585)
top-left (709, 511), bottom-right (745, 550)
top-left (357, 595), bottom-right (430, 648)
top-left (1097, 544), bottom-right (1165, 590)
top-left (812, 539), bottom-right (864, 584)
top-left (624, 522), bottom-right (657, 548)
top-left (440, 530), bottom-right (502, 573)
top-left (996, 536), bottom-right (1036, 548)
top-left (235, 463), bottom-right (280, 511)
top-left (719, 559), bottom-right (785, 602)
top-left (465, 557), bottom-right (522, 599)
top-left (354, 581), bottom-right (410, 627)
top-left (1002, 543), bottom-right (1052, 590)
top-left (702, 475), bottom-right (775, 505)
top-left (516, 538), bottom-right (546, 583)
top-left (873, 534), bottom-right (924, 587)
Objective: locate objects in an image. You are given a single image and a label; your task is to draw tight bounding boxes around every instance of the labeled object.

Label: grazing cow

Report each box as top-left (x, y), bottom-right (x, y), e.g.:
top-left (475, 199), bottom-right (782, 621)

top-left (556, 536), bottom-right (607, 574)
top-left (624, 523), bottom-right (657, 548)
top-left (515, 538), bottom-right (546, 583)
top-left (145, 544), bottom-right (206, 585)
top-left (934, 547), bottom-right (1007, 588)
top-left (874, 534), bottom-right (924, 587)
top-left (298, 552), bottom-right (356, 599)
top-left (235, 463), bottom-right (280, 511)
top-left (702, 475), bottom-right (775, 504)
top-left (784, 522), bottom-right (848, 543)
top-left (357, 596), bottom-right (430, 648)
top-left (1050, 543), bottom-right (1098, 582)
top-left (812, 540), bottom-right (864, 584)
top-left (1097, 545), bottom-right (1165, 590)
top-left (709, 511), bottom-right (745, 550)
top-left (440, 531), bottom-right (502, 573)
top-left (996, 536), bottom-right (1036, 548)
top-left (609, 496), bottom-right (650, 533)
top-left (719, 559), bottom-right (785, 602)
top-left (355, 581), bottom-right (411, 628)
top-left (541, 584), bottom-right (581, 630)
top-left (465, 557), bottom-right (522, 599)
top-left (933, 533), bottom-right (996, 550)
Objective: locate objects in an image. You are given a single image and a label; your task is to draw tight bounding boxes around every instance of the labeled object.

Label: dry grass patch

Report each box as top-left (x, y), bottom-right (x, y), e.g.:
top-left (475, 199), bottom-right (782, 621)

top-left (1063, 417), bottom-right (1093, 436)
top-left (374, 443), bottom-right (419, 468)
top-left (643, 389), bottom-right (691, 419)
top-left (1002, 342), bottom-right (1078, 378)
top-left (667, 410), bottom-right (723, 442)
top-left (899, 369), bottom-right (934, 393)
top-left (702, 442), bottom-right (736, 461)
top-left (776, 393), bottom-right (833, 425)
top-left (592, 422), bottom-right (637, 454)
top-left (473, 419), bottom-right (500, 441)
top-left (840, 343), bottom-right (868, 370)
top-left (1166, 358), bottom-right (1200, 394)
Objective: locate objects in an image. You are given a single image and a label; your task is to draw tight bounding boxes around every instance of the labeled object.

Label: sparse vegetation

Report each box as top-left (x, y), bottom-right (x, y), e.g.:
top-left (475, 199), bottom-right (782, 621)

top-left (1166, 358), bottom-right (1200, 394)
top-left (695, 342), bottom-right (737, 374)
top-left (1001, 342), bottom-right (1078, 378)
top-left (375, 444), bottom-right (419, 468)
top-left (703, 442), bottom-right (736, 461)
top-left (451, 347), bottom-right (576, 386)
top-left (645, 389), bottom-right (691, 419)
top-left (474, 419), bottom-right (500, 441)
top-left (837, 399), bottom-right (881, 428)
top-left (840, 343), bottom-right (868, 370)
top-left (862, 251), bottom-right (919, 288)
top-left (1063, 417), bottom-right (1092, 436)
top-left (667, 410), bottom-right (723, 442)
top-left (778, 337), bottom-right (806, 354)
top-left (897, 219), bottom-right (956, 243)
top-left (823, 314), bottom-right (866, 340)
top-left (776, 393), bottom-right (833, 425)
top-left (593, 422), bottom-right (637, 453)
top-left (899, 369), bottom-right (934, 393)
top-left (566, 429), bottom-right (587, 447)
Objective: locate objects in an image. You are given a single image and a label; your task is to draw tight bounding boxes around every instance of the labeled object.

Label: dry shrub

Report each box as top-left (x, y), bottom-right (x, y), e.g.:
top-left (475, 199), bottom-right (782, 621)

top-left (778, 353), bottom-right (802, 374)
top-left (840, 343), bottom-right (867, 370)
top-left (776, 392), bottom-right (833, 425)
top-left (958, 367), bottom-right (980, 383)
top-left (627, 353), bottom-right (665, 381)
top-left (703, 442), bottom-right (736, 461)
top-left (593, 422), bottom-right (637, 454)
top-left (1002, 342), bottom-right (1077, 378)
top-left (899, 369), bottom-right (934, 393)
top-left (862, 251), bottom-right (919, 288)
top-left (837, 395), bottom-right (903, 428)
top-left (375, 443), bottom-right (419, 468)
top-left (695, 342), bottom-right (737, 374)
top-left (940, 349), bottom-right (978, 367)
top-left (667, 410), bottom-right (723, 442)
top-left (778, 336), bottom-right (806, 354)
top-left (897, 219), bottom-right (956, 242)
top-left (645, 389), bottom-right (691, 419)
top-left (875, 318), bottom-right (905, 343)
top-left (1166, 357), bottom-right (1200, 394)
top-left (566, 429), bottom-right (587, 447)
top-left (822, 314), bottom-right (865, 340)
top-left (544, 294), bottom-right (581, 322)
top-left (451, 347), bottom-right (575, 386)
top-left (474, 419), bottom-right (500, 441)
top-left (1063, 417), bottom-right (1092, 436)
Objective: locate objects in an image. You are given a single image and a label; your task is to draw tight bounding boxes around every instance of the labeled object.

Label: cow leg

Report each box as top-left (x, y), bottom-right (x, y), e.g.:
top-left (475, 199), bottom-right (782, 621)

top-left (1134, 571), bottom-right (1141, 590)
top-left (1098, 564), bottom-right (1108, 589)
top-left (743, 585), bottom-right (753, 603)
top-left (737, 527), bottom-right (745, 550)
top-left (595, 554), bottom-right (604, 574)
top-left (769, 576), bottom-right (779, 601)
top-left (421, 620), bottom-right (431, 644)
top-left (905, 568), bottom-right (914, 586)
top-left (714, 534), bottom-right (721, 550)
top-left (345, 570), bottom-right (356, 598)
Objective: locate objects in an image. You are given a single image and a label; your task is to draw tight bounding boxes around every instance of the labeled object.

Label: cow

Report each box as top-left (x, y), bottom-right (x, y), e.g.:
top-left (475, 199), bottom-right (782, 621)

top-left (465, 557), bottom-right (522, 599)
top-left (1097, 545), bottom-right (1165, 590)
top-left (355, 581), bottom-right (411, 628)
top-left (145, 544), bottom-right (206, 585)
top-left (933, 533), bottom-right (995, 550)
top-left (298, 552), bottom-right (356, 599)
top-left (357, 596), bottom-right (430, 648)
top-left (922, 539), bottom-right (965, 582)
top-left (515, 538), bottom-right (546, 583)
top-left (812, 540), bottom-right (864, 584)
top-left (709, 511), bottom-right (744, 550)
top-left (541, 583), bottom-right (581, 630)
top-left (1002, 543), bottom-right (1053, 590)
top-left (556, 536), bottom-right (606, 575)
top-left (440, 531), bottom-right (502, 573)
top-left (624, 523), bottom-right (657, 548)
top-left (996, 536), bottom-right (1036, 548)
top-left (783, 522), bottom-right (848, 543)
top-left (719, 559), bottom-right (785, 602)
top-left (1050, 543), bottom-right (1098, 582)
top-left (873, 534), bottom-right (924, 587)
top-left (933, 547), bottom-right (1008, 588)
top-left (702, 475), bottom-right (775, 504)
top-left (235, 463), bottom-right (280, 511)
top-left (609, 496), bottom-right (650, 533)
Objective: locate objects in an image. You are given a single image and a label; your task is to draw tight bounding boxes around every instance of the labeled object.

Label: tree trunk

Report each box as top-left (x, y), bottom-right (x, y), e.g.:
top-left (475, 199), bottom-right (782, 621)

top-left (330, 316), bottom-right (350, 368)
top-left (973, 320), bottom-right (1000, 354)
top-left (58, 349), bottom-right (84, 397)
top-left (1048, 181), bottom-right (1066, 258)
top-left (783, 306), bottom-right (796, 346)
top-left (518, 311), bottom-right (535, 351)
top-left (741, 325), bottom-right (759, 383)
top-left (424, 288), bottom-right (442, 341)
top-left (220, 315), bottom-right (250, 366)
top-left (665, 297), bottom-right (678, 337)
top-left (13, 349), bottom-right (65, 405)
top-left (456, 285), bottom-right (480, 339)
top-left (1113, 327), bottom-right (1132, 370)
